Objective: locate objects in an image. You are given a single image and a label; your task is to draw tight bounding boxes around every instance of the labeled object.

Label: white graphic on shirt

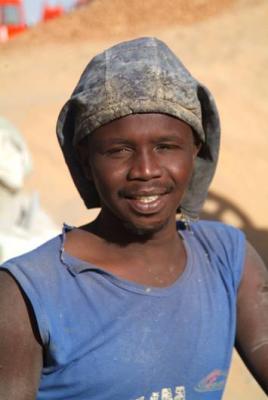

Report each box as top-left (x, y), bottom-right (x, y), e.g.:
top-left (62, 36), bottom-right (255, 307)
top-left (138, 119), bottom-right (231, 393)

top-left (135, 386), bottom-right (185, 400)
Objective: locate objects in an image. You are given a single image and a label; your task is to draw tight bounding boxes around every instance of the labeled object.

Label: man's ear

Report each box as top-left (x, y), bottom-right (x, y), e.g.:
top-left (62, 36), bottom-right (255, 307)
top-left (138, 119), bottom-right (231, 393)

top-left (76, 141), bottom-right (93, 181)
top-left (192, 142), bottom-right (202, 161)
top-left (194, 142), bottom-right (202, 159)
top-left (192, 130), bottom-right (203, 160)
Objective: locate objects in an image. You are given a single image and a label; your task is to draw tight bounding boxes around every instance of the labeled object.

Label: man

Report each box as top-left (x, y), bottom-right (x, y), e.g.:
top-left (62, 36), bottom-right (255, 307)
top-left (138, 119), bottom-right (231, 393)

top-left (0, 37), bottom-right (267, 399)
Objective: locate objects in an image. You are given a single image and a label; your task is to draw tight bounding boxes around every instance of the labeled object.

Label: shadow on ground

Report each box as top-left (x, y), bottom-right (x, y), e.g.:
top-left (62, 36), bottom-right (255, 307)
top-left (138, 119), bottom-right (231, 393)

top-left (201, 191), bottom-right (268, 267)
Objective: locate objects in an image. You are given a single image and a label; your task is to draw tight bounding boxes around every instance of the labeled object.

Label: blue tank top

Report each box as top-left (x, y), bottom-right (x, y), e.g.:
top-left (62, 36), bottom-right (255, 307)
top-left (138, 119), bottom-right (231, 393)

top-left (1, 221), bottom-right (245, 400)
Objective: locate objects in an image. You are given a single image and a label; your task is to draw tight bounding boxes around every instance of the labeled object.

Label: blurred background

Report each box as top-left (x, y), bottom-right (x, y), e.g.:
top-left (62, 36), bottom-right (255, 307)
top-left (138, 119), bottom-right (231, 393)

top-left (0, 0), bottom-right (267, 398)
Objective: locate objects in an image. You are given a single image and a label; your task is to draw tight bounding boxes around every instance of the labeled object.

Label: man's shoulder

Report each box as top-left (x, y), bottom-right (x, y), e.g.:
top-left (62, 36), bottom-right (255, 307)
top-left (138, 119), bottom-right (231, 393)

top-left (189, 220), bottom-right (246, 277)
top-left (188, 219), bottom-right (246, 258)
top-left (1, 233), bottom-right (62, 272)
top-left (190, 219), bottom-right (243, 240)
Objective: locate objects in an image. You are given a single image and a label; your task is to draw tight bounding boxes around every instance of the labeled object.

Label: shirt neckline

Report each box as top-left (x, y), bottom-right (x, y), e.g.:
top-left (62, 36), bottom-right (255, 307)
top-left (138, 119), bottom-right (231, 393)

top-left (60, 223), bottom-right (194, 297)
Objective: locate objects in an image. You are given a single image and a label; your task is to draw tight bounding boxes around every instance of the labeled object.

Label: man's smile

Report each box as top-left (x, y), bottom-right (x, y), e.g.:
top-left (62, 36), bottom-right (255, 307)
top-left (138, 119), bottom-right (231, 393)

top-left (131, 195), bottom-right (160, 203)
top-left (124, 193), bottom-right (169, 215)
top-left (119, 184), bottom-right (174, 201)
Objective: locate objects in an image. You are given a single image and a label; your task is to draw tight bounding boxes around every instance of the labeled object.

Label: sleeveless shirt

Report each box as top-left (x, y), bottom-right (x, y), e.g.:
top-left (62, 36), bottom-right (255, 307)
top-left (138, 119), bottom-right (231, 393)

top-left (0, 221), bottom-right (246, 400)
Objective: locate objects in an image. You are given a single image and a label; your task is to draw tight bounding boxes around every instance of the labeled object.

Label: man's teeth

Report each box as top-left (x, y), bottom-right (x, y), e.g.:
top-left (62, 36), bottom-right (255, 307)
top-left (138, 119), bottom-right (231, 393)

top-left (134, 195), bottom-right (159, 203)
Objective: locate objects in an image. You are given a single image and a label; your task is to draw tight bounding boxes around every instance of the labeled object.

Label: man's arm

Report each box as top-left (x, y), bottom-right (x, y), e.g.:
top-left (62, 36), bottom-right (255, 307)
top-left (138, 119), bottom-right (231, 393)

top-left (0, 270), bottom-right (43, 399)
top-left (235, 242), bottom-right (268, 394)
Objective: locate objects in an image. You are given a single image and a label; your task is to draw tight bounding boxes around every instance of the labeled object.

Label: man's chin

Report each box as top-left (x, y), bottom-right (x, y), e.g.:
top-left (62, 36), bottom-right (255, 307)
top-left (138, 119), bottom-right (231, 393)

top-left (123, 219), bottom-right (167, 238)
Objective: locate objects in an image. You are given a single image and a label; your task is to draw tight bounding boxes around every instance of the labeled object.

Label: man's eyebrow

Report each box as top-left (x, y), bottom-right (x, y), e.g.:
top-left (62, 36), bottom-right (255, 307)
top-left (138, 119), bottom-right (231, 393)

top-left (96, 137), bottom-right (135, 145)
top-left (153, 134), bottom-right (187, 142)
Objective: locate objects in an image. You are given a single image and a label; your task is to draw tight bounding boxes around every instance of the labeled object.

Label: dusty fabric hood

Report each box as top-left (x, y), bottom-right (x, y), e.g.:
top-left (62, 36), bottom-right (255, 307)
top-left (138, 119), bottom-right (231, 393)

top-left (56, 37), bottom-right (220, 219)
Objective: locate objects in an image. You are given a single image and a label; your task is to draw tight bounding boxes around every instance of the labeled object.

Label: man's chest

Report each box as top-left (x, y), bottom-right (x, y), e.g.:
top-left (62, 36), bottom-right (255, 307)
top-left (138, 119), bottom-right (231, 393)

top-left (39, 267), bottom-right (235, 400)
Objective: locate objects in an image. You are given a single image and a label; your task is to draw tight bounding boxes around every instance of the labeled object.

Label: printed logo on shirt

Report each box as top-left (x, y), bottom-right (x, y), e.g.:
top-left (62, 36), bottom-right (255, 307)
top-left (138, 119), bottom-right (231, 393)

top-left (136, 385), bottom-right (186, 400)
top-left (194, 369), bottom-right (227, 392)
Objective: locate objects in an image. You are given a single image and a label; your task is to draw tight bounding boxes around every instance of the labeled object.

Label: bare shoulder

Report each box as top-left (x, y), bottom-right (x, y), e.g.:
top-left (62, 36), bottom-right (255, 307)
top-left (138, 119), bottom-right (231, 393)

top-left (0, 270), bottom-right (42, 399)
top-left (237, 242), bottom-right (268, 312)
top-left (236, 242), bottom-right (268, 394)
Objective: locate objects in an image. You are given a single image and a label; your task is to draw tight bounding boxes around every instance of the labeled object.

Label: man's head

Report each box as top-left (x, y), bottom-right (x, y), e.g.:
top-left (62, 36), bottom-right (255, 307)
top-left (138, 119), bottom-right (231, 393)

top-left (78, 113), bottom-right (200, 234)
top-left (56, 37), bottom-right (220, 220)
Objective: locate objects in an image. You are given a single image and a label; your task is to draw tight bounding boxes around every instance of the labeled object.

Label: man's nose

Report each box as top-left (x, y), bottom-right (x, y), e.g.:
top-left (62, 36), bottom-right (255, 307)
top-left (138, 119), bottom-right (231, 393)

top-left (127, 149), bottom-right (162, 181)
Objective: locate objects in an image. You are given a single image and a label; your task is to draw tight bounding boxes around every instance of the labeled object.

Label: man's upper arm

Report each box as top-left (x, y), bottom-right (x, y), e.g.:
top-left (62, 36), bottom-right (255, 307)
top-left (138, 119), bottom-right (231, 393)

top-left (236, 241), bottom-right (268, 394)
top-left (0, 270), bottom-right (42, 399)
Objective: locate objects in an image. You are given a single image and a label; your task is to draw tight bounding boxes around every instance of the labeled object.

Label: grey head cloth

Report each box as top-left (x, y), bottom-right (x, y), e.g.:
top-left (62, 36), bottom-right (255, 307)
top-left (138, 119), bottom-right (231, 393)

top-left (56, 37), bottom-right (220, 220)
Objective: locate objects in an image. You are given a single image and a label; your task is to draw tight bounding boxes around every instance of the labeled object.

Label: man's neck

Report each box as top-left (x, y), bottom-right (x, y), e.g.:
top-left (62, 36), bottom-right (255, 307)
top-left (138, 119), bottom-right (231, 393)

top-left (69, 211), bottom-right (187, 288)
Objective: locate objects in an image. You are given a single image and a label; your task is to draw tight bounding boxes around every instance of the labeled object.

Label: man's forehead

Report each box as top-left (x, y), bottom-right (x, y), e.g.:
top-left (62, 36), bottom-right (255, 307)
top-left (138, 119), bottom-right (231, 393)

top-left (91, 113), bottom-right (193, 135)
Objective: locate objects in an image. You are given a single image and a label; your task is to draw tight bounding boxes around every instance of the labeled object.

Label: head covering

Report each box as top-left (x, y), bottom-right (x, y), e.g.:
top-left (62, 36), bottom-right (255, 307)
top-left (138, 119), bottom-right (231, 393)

top-left (56, 37), bottom-right (220, 219)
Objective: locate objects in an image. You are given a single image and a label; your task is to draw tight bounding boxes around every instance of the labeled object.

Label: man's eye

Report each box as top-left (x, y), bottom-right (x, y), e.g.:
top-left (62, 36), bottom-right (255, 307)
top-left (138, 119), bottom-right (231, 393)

top-left (156, 143), bottom-right (180, 151)
top-left (106, 147), bottom-right (132, 156)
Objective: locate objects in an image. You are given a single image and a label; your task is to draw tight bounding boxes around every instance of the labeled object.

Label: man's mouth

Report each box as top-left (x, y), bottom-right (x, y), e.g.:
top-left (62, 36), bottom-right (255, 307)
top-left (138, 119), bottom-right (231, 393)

top-left (122, 186), bottom-right (172, 200)
top-left (131, 195), bottom-right (160, 203)
top-left (122, 191), bottom-right (170, 215)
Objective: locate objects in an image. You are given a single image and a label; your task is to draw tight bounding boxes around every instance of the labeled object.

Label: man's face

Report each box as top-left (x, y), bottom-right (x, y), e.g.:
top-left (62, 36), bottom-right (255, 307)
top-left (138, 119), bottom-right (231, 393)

top-left (82, 113), bottom-right (199, 235)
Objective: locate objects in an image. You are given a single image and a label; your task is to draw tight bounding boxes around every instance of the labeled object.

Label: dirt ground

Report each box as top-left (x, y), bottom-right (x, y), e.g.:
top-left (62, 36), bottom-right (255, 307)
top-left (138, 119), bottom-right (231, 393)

top-left (0, 0), bottom-right (267, 397)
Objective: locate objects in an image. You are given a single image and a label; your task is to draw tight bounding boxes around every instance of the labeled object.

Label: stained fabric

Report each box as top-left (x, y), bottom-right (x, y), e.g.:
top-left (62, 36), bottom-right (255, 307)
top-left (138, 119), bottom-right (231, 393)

top-left (0, 221), bottom-right (245, 399)
top-left (56, 37), bottom-right (220, 219)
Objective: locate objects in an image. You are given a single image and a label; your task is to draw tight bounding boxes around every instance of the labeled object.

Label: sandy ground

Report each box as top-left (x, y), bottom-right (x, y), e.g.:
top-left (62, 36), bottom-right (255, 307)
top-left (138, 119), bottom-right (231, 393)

top-left (0, 0), bottom-right (267, 397)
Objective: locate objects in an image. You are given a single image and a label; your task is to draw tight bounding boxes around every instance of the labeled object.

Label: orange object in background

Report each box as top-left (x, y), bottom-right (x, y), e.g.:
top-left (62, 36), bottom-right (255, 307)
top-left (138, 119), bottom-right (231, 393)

top-left (0, 0), bottom-right (26, 41)
top-left (42, 3), bottom-right (64, 22)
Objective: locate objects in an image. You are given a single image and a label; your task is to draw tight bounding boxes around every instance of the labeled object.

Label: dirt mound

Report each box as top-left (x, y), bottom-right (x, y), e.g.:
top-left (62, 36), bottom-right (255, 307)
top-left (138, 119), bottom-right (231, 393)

top-left (4, 0), bottom-right (235, 48)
